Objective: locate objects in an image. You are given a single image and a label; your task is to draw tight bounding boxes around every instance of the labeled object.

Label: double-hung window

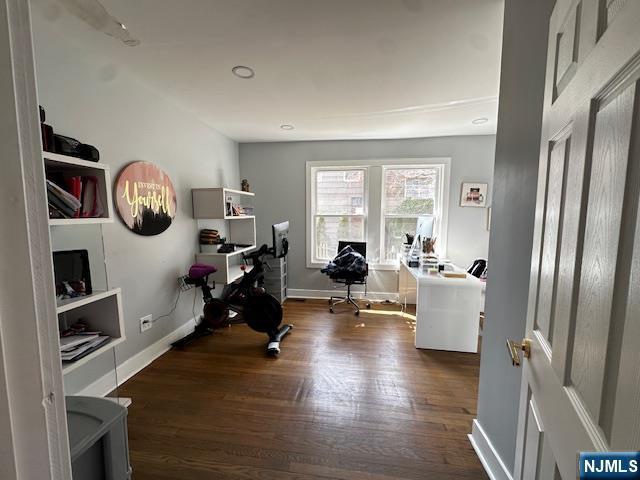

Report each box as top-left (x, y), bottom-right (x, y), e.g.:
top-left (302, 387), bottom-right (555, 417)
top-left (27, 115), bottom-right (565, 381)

top-left (381, 166), bottom-right (442, 264)
top-left (307, 159), bottom-right (448, 268)
top-left (310, 167), bottom-right (367, 263)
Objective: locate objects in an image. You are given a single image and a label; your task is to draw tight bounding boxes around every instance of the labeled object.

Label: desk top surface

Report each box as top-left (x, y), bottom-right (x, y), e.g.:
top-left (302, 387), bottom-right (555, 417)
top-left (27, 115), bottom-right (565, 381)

top-left (400, 258), bottom-right (484, 288)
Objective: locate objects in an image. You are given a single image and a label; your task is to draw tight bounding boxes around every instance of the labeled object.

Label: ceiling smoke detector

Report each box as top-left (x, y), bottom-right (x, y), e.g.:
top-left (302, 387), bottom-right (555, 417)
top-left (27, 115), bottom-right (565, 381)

top-left (232, 66), bottom-right (255, 79)
top-left (280, 124), bottom-right (294, 130)
top-left (472, 117), bottom-right (489, 125)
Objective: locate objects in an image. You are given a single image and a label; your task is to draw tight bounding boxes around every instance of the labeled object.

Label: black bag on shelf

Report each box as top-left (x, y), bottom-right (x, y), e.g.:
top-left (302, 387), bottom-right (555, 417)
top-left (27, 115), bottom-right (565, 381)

top-left (53, 134), bottom-right (100, 162)
top-left (39, 106), bottom-right (55, 153)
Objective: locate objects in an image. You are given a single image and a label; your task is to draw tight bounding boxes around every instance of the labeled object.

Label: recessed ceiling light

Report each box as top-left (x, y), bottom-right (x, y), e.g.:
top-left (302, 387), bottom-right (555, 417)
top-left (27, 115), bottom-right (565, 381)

top-left (280, 124), bottom-right (294, 130)
top-left (472, 117), bottom-right (489, 125)
top-left (232, 65), bottom-right (255, 79)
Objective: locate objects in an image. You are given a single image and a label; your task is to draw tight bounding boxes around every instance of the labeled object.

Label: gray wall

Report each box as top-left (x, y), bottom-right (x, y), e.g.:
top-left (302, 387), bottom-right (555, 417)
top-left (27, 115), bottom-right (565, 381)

top-left (475, 0), bottom-right (554, 474)
top-left (239, 136), bottom-right (495, 294)
top-left (31, 13), bottom-right (239, 394)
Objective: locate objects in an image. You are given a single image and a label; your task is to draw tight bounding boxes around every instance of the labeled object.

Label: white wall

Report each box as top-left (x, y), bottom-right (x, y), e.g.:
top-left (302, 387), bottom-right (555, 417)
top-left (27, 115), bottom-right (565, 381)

top-left (31, 13), bottom-right (239, 393)
top-left (239, 136), bottom-right (495, 295)
top-left (474, 0), bottom-right (553, 477)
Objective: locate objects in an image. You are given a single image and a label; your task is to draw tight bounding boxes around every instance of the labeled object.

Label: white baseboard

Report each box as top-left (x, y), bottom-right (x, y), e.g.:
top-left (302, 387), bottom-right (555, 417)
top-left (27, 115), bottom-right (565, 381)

top-left (287, 288), bottom-right (399, 302)
top-left (468, 419), bottom-right (514, 480)
top-left (75, 317), bottom-right (197, 397)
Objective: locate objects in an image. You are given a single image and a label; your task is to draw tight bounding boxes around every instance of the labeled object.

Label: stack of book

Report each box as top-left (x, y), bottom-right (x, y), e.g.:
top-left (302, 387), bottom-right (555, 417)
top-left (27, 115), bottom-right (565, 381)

top-left (231, 204), bottom-right (246, 216)
top-left (46, 176), bottom-right (103, 219)
top-left (199, 229), bottom-right (221, 245)
top-left (420, 253), bottom-right (439, 272)
top-left (47, 179), bottom-right (81, 218)
top-left (60, 333), bottom-right (111, 363)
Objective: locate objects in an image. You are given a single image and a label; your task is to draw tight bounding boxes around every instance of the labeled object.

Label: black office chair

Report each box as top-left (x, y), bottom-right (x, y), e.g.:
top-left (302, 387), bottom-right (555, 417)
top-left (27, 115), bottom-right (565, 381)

top-left (328, 241), bottom-right (371, 316)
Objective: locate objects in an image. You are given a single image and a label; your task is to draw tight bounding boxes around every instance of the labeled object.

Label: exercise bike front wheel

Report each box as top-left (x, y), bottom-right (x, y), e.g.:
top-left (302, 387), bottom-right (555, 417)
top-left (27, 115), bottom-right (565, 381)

top-left (203, 298), bottom-right (230, 328)
top-left (243, 293), bottom-right (283, 334)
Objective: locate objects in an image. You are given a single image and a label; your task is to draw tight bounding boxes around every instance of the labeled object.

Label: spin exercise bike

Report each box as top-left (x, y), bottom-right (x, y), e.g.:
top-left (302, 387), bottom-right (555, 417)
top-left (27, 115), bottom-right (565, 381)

top-left (172, 222), bottom-right (292, 356)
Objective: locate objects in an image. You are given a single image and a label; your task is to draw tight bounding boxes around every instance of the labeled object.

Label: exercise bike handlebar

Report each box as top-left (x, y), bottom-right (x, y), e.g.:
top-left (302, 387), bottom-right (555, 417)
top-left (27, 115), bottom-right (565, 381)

top-left (243, 244), bottom-right (270, 263)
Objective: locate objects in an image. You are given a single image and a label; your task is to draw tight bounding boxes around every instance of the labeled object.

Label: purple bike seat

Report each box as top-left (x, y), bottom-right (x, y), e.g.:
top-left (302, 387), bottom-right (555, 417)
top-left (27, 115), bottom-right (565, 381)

top-left (189, 263), bottom-right (217, 279)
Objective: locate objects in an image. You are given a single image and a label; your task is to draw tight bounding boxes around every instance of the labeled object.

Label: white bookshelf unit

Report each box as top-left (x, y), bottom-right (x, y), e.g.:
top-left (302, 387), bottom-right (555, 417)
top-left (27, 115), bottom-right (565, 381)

top-left (45, 151), bottom-right (125, 375)
top-left (192, 187), bottom-right (257, 284)
top-left (57, 288), bottom-right (126, 374)
top-left (43, 151), bottom-right (114, 224)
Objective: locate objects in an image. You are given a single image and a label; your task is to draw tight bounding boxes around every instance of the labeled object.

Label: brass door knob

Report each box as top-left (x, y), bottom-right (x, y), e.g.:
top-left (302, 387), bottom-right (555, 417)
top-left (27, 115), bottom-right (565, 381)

top-left (506, 338), bottom-right (531, 367)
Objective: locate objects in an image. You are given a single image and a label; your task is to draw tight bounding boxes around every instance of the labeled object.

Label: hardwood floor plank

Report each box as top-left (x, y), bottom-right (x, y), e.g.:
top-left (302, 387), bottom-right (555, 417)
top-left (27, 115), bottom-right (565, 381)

top-left (118, 299), bottom-right (488, 479)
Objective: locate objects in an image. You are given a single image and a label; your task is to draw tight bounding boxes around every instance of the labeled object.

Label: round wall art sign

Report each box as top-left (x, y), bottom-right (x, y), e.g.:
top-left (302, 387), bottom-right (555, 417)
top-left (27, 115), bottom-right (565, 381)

top-left (115, 161), bottom-right (177, 236)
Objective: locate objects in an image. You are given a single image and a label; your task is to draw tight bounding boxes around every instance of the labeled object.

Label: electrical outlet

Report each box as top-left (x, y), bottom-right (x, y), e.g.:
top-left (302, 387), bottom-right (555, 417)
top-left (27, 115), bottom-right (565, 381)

top-left (140, 314), bottom-right (153, 332)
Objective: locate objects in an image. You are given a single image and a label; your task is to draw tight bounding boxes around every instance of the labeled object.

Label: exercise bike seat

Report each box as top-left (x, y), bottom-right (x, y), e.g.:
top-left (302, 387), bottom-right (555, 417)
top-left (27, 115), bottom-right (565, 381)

top-left (188, 263), bottom-right (217, 279)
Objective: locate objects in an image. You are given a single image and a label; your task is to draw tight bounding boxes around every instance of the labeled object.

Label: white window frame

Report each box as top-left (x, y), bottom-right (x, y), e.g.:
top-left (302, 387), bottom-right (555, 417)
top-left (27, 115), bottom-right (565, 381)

top-left (306, 158), bottom-right (450, 270)
top-left (380, 164), bottom-right (449, 266)
top-left (307, 164), bottom-right (369, 268)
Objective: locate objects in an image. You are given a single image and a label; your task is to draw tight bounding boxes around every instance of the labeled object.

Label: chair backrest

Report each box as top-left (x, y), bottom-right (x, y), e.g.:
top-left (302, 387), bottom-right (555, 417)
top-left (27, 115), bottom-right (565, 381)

top-left (337, 241), bottom-right (366, 258)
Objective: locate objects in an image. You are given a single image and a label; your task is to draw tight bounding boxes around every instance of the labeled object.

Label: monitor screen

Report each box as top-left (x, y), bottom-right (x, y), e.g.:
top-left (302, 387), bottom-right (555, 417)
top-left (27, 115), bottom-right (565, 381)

top-left (272, 221), bottom-right (289, 258)
top-left (415, 215), bottom-right (435, 241)
top-left (52, 249), bottom-right (92, 297)
top-left (409, 216), bottom-right (435, 256)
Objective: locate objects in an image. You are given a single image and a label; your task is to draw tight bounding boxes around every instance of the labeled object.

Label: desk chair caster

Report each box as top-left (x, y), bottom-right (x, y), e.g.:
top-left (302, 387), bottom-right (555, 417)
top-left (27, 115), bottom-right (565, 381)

top-left (329, 290), bottom-right (372, 316)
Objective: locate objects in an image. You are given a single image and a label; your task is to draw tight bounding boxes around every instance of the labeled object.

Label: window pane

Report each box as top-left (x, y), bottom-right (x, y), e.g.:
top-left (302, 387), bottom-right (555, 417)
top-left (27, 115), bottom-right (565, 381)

top-left (383, 217), bottom-right (420, 262)
top-left (315, 216), bottom-right (364, 260)
top-left (384, 168), bottom-right (437, 215)
top-left (316, 169), bottom-right (365, 215)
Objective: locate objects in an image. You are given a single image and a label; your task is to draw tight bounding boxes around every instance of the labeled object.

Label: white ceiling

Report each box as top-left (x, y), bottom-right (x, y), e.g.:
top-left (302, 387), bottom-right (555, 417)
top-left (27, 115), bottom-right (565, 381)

top-left (32, 0), bottom-right (504, 142)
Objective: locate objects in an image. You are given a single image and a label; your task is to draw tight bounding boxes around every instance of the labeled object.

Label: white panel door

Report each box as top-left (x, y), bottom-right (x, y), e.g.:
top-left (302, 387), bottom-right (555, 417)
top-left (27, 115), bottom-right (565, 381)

top-left (513, 1), bottom-right (640, 478)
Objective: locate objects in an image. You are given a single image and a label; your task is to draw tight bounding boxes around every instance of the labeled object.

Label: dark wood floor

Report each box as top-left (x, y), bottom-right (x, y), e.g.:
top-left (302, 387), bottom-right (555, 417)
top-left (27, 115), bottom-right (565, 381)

top-left (118, 299), bottom-right (488, 480)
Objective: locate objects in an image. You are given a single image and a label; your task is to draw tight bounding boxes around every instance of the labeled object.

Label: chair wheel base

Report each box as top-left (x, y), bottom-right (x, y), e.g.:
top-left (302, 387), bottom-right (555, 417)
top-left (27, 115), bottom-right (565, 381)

top-left (366, 303), bottom-right (371, 309)
top-left (355, 310), bottom-right (360, 316)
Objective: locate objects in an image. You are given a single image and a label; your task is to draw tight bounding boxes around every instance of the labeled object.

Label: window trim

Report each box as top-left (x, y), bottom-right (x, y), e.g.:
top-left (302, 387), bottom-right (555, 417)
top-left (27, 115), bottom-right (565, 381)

top-left (307, 165), bottom-right (369, 267)
top-left (306, 158), bottom-right (450, 270)
top-left (379, 164), bottom-right (449, 266)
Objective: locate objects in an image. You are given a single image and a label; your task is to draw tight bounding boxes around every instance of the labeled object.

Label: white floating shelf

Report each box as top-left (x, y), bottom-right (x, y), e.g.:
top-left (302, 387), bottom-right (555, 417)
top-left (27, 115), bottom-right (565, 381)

top-left (224, 187), bottom-right (255, 197)
top-left (192, 187), bottom-right (257, 285)
top-left (49, 217), bottom-right (113, 226)
top-left (43, 151), bottom-right (114, 224)
top-left (223, 215), bottom-right (255, 220)
top-left (192, 188), bottom-right (256, 219)
top-left (56, 288), bottom-right (120, 314)
top-left (57, 288), bottom-right (125, 376)
top-left (61, 337), bottom-right (125, 375)
top-left (43, 151), bottom-right (109, 171)
top-left (228, 264), bottom-right (254, 283)
top-left (198, 245), bottom-right (256, 257)
top-left (195, 254), bottom-right (254, 284)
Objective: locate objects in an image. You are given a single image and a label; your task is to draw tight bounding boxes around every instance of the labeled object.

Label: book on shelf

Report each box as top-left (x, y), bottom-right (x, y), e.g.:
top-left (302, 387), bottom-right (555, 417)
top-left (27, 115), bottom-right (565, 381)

top-left (47, 180), bottom-right (81, 217)
top-left (80, 176), bottom-right (104, 218)
top-left (46, 176), bottom-right (103, 219)
top-left (60, 333), bottom-right (100, 352)
top-left (65, 176), bottom-right (83, 218)
top-left (231, 204), bottom-right (245, 216)
top-left (60, 335), bottom-right (111, 362)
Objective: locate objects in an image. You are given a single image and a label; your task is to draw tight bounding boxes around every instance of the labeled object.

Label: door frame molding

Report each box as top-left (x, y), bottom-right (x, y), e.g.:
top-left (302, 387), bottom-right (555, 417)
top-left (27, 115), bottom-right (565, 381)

top-left (0, 0), bottom-right (71, 477)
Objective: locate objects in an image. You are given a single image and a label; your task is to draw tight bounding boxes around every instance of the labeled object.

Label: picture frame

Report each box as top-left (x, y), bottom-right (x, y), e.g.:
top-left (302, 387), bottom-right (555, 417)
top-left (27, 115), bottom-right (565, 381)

top-left (460, 182), bottom-right (488, 207)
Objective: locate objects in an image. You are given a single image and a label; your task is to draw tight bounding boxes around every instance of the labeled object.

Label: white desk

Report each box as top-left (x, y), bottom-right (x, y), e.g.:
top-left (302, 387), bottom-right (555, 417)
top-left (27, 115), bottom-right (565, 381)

top-left (398, 259), bottom-right (482, 353)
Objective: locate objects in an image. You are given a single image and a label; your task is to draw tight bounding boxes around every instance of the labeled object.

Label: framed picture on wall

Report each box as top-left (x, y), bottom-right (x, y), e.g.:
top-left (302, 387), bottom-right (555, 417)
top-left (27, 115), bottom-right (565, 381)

top-left (460, 182), bottom-right (488, 207)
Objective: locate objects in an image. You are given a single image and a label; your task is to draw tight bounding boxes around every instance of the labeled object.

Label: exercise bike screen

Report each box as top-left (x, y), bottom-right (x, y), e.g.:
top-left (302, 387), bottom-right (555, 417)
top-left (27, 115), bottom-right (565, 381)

top-left (272, 221), bottom-right (289, 258)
